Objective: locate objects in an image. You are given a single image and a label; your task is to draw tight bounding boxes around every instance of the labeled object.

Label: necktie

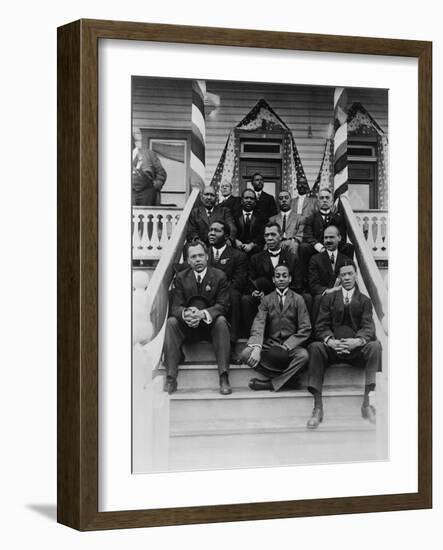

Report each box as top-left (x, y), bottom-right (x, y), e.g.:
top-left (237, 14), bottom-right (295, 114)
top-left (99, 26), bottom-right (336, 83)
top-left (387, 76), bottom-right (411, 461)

top-left (282, 214), bottom-right (287, 236)
top-left (215, 248), bottom-right (220, 262)
top-left (278, 293), bottom-right (284, 311)
top-left (244, 213), bottom-right (251, 239)
top-left (330, 253), bottom-right (335, 265)
top-left (344, 292), bottom-right (350, 305)
top-left (197, 275), bottom-right (202, 293)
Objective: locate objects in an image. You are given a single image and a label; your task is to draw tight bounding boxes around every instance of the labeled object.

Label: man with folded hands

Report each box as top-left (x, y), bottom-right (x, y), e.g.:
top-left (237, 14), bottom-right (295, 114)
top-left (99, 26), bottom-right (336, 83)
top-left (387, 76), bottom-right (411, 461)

top-left (306, 259), bottom-right (382, 429)
top-left (241, 264), bottom-right (311, 392)
top-left (163, 240), bottom-right (232, 395)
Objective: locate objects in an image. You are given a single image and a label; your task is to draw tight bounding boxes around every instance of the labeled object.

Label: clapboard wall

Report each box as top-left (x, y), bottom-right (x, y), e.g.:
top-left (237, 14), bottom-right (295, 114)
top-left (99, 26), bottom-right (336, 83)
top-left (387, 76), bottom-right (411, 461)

top-left (132, 76), bottom-right (388, 189)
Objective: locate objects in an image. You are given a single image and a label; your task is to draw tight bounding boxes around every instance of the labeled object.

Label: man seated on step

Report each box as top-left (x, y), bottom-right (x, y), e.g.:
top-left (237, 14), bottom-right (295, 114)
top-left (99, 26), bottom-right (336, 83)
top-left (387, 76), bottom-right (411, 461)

top-left (218, 180), bottom-right (242, 217)
top-left (233, 189), bottom-right (267, 258)
top-left (306, 259), bottom-right (382, 429)
top-left (241, 264), bottom-right (311, 392)
top-left (241, 221), bottom-right (306, 335)
top-left (186, 185), bottom-right (236, 246)
top-left (163, 240), bottom-right (232, 395)
top-left (308, 224), bottom-right (353, 321)
top-left (299, 187), bottom-right (354, 285)
top-left (269, 190), bottom-right (305, 257)
top-left (207, 219), bottom-right (248, 363)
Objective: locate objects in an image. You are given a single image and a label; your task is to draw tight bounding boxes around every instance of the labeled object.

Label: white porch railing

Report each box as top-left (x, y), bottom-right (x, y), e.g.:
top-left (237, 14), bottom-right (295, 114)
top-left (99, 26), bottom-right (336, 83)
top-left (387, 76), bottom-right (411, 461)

top-left (132, 206), bottom-right (182, 260)
top-left (354, 210), bottom-right (388, 261)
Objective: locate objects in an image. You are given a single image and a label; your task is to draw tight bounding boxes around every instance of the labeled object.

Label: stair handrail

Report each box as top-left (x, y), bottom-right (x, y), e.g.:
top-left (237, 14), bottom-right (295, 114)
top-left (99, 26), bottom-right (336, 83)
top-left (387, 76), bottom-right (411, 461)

top-left (140, 187), bottom-right (200, 345)
top-left (340, 195), bottom-right (388, 335)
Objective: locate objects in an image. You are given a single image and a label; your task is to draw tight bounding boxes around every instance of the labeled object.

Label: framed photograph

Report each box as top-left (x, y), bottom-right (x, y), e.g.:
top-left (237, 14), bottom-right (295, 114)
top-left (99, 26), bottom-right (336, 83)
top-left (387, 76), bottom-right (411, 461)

top-left (57, 19), bottom-right (432, 530)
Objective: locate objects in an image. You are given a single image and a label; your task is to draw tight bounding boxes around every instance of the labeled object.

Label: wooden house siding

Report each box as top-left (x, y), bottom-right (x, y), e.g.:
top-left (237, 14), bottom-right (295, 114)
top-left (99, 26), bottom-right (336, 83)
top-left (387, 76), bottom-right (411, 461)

top-left (132, 76), bottom-right (388, 189)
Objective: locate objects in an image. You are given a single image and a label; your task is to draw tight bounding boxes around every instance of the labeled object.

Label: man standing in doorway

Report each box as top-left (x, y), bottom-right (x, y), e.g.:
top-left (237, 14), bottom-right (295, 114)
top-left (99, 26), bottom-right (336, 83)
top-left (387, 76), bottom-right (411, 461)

top-left (251, 172), bottom-right (278, 221)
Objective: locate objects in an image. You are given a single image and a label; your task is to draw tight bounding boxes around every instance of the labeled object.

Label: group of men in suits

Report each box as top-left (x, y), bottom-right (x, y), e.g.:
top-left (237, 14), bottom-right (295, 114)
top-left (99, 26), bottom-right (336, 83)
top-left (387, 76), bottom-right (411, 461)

top-left (162, 174), bottom-right (381, 428)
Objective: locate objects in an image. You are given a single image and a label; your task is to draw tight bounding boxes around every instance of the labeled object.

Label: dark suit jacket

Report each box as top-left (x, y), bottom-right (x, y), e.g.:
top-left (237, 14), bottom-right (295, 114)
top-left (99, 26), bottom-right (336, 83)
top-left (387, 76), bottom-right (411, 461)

top-left (234, 210), bottom-right (267, 253)
top-left (315, 288), bottom-right (376, 343)
top-left (171, 266), bottom-right (230, 322)
top-left (248, 289), bottom-right (311, 350)
top-left (256, 190), bottom-right (278, 221)
top-left (186, 204), bottom-right (236, 244)
top-left (248, 248), bottom-right (304, 294)
top-left (219, 195), bottom-right (242, 217)
top-left (308, 250), bottom-right (350, 296)
top-left (303, 211), bottom-right (348, 247)
top-left (208, 246), bottom-right (247, 293)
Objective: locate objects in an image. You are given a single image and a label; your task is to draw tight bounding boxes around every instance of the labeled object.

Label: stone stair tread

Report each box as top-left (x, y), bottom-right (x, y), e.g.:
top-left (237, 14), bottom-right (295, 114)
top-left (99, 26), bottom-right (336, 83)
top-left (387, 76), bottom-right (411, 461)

top-left (158, 362), bottom-right (361, 370)
top-left (169, 385), bottom-right (364, 400)
top-left (171, 416), bottom-right (376, 436)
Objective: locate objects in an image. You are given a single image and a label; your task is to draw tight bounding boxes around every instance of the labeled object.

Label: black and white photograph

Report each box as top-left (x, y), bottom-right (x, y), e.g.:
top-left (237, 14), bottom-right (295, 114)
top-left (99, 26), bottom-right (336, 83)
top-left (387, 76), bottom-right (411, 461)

top-left (131, 76), bottom-right (389, 473)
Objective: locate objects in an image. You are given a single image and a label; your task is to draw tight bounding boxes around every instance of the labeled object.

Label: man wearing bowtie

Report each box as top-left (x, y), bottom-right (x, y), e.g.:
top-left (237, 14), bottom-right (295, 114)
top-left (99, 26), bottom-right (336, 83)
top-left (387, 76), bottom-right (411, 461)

top-left (306, 260), bottom-right (381, 428)
top-left (208, 220), bottom-right (247, 361)
top-left (241, 264), bottom-right (311, 391)
top-left (241, 221), bottom-right (305, 335)
top-left (163, 240), bottom-right (232, 395)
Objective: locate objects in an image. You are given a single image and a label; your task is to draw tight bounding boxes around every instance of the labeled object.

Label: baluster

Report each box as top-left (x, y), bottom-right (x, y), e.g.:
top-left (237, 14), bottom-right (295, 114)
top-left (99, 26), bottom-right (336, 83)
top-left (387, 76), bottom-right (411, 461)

top-left (159, 213), bottom-right (170, 249)
top-left (362, 215), bottom-right (370, 243)
top-left (380, 216), bottom-right (388, 256)
top-left (150, 213), bottom-right (161, 250)
top-left (140, 212), bottom-right (151, 256)
top-left (372, 215), bottom-right (384, 256)
top-left (132, 210), bottom-right (142, 255)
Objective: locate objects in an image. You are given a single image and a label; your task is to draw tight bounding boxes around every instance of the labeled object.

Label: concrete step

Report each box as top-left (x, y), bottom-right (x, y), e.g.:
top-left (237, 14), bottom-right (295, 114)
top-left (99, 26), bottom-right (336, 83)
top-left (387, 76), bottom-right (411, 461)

top-left (169, 386), bottom-right (368, 425)
top-left (157, 362), bottom-right (365, 390)
top-left (168, 427), bottom-right (378, 471)
top-left (171, 415), bottom-right (376, 437)
top-left (183, 339), bottom-right (247, 363)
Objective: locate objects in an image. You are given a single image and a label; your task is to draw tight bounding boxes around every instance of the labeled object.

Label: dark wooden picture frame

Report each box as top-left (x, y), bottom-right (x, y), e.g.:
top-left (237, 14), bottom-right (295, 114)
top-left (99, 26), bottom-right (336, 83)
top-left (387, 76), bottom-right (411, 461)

top-left (57, 19), bottom-right (432, 531)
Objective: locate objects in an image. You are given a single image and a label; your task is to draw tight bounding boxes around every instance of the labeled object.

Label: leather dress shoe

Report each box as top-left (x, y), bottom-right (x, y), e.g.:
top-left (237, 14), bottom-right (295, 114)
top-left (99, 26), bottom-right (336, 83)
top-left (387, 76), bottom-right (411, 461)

top-left (361, 404), bottom-right (376, 424)
top-left (306, 407), bottom-right (324, 429)
top-left (219, 373), bottom-right (232, 395)
top-left (230, 353), bottom-right (242, 365)
top-left (248, 378), bottom-right (273, 391)
top-left (164, 376), bottom-right (177, 394)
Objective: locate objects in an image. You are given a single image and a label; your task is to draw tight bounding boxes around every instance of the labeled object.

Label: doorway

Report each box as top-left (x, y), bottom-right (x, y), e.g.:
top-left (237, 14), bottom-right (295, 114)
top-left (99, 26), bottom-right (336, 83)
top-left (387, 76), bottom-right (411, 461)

top-left (239, 159), bottom-right (282, 199)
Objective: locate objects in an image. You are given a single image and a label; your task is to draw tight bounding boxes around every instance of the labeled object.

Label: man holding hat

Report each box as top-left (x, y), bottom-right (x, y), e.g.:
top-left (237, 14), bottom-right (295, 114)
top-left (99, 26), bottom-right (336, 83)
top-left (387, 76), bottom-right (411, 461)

top-left (163, 240), bottom-right (232, 395)
top-left (240, 264), bottom-right (311, 392)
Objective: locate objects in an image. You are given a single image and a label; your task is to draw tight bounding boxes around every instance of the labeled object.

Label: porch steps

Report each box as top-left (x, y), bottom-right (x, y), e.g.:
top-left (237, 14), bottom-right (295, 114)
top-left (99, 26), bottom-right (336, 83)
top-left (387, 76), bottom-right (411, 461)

top-left (157, 338), bottom-right (377, 471)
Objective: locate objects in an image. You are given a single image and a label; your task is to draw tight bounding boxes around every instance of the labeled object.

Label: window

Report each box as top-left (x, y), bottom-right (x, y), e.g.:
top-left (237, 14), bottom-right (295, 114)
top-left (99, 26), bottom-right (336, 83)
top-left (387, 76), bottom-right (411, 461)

top-left (348, 138), bottom-right (378, 210)
top-left (141, 129), bottom-right (191, 208)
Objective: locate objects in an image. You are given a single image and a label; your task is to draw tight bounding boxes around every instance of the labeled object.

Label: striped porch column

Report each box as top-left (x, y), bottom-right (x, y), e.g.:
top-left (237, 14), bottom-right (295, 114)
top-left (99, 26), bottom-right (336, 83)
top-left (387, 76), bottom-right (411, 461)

top-left (333, 87), bottom-right (348, 201)
top-left (190, 79), bottom-right (206, 190)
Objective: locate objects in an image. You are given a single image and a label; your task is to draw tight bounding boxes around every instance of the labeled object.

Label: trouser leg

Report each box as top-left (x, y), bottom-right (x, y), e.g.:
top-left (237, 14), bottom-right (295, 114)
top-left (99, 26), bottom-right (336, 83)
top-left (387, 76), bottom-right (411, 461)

top-left (163, 317), bottom-right (185, 379)
top-left (211, 315), bottom-right (231, 376)
top-left (229, 288), bottom-right (241, 343)
top-left (307, 341), bottom-right (331, 394)
top-left (241, 294), bottom-right (259, 337)
top-left (360, 340), bottom-right (382, 387)
top-left (270, 347), bottom-right (309, 391)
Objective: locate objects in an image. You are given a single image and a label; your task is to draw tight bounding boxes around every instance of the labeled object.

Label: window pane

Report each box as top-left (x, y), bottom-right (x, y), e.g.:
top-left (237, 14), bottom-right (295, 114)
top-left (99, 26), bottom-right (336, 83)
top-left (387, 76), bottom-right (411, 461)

top-left (150, 139), bottom-right (186, 194)
top-left (348, 183), bottom-right (370, 210)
